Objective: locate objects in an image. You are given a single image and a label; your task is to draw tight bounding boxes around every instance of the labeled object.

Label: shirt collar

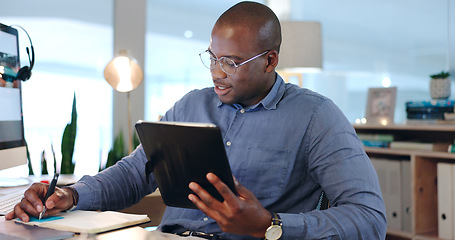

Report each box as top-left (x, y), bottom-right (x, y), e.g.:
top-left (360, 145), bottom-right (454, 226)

top-left (217, 73), bottom-right (286, 111)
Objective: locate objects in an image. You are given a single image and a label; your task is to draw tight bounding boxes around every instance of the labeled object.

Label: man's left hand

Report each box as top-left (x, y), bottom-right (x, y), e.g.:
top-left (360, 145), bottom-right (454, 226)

top-left (188, 173), bottom-right (271, 238)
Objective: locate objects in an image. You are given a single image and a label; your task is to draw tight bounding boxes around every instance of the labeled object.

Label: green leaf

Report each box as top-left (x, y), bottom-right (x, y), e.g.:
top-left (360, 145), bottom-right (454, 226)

top-left (61, 93), bottom-right (77, 174)
top-left (41, 151), bottom-right (48, 175)
top-left (51, 143), bottom-right (57, 174)
top-left (103, 131), bottom-right (126, 170)
top-left (430, 71), bottom-right (450, 79)
top-left (25, 141), bottom-right (34, 176)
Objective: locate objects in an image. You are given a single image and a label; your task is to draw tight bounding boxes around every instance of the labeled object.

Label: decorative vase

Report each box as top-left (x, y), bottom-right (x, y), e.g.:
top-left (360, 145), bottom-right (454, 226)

top-left (430, 78), bottom-right (451, 99)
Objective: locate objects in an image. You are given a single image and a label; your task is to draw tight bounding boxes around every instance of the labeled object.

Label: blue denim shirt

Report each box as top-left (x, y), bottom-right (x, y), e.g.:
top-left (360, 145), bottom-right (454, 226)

top-left (73, 75), bottom-right (386, 239)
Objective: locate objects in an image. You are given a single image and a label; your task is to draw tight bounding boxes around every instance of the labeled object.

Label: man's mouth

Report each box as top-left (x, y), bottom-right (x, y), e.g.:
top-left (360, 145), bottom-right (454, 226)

top-left (214, 84), bottom-right (231, 96)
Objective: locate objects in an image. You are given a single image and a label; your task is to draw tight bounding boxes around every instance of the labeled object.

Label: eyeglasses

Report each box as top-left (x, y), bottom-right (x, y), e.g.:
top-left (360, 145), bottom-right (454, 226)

top-left (199, 50), bottom-right (270, 76)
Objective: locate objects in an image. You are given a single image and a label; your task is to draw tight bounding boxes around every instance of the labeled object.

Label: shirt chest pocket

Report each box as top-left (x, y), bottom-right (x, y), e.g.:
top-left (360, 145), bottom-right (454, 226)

top-left (238, 147), bottom-right (291, 206)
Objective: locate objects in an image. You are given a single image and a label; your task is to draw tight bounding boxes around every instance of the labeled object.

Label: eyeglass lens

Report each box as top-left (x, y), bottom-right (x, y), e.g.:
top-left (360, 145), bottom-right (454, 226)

top-left (199, 51), bottom-right (237, 75)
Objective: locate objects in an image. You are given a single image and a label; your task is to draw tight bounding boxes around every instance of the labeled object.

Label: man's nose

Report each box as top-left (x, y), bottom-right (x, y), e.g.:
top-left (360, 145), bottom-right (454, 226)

top-left (211, 62), bottom-right (227, 79)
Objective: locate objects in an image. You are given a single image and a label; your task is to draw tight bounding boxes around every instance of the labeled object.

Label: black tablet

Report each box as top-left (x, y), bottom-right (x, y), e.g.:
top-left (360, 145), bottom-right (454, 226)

top-left (135, 120), bottom-right (237, 209)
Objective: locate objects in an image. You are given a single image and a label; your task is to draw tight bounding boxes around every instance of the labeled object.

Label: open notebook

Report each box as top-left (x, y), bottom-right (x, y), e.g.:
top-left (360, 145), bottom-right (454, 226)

top-left (15, 210), bottom-right (150, 234)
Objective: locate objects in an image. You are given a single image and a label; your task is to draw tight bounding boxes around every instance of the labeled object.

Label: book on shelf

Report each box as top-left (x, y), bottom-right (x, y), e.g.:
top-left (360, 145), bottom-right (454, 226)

top-left (405, 99), bottom-right (455, 108)
top-left (405, 119), bottom-right (455, 125)
top-left (357, 133), bottom-right (394, 142)
top-left (406, 112), bottom-right (446, 120)
top-left (389, 141), bottom-right (451, 152)
top-left (406, 106), bottom-right (454, 113)
top-left (358, 133), bottom-right (393, 148)
top-left (405, 100), bottom-right (454, 120)
top-left (361, 140), bottom-right (389, 148)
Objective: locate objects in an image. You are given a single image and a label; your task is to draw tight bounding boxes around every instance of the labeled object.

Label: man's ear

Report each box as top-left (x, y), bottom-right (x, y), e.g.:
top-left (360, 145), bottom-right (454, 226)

top-left (265, 50), bottom-right (279, 73)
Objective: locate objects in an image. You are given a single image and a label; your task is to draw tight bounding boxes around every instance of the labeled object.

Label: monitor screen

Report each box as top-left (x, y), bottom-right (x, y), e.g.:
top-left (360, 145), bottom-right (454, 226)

top-left (0, 23), bottom-right (27, 174)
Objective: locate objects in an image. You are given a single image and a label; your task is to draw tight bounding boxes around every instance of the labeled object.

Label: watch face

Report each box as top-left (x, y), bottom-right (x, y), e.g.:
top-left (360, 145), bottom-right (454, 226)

top-left (265, 225), bottom-right (282, 240)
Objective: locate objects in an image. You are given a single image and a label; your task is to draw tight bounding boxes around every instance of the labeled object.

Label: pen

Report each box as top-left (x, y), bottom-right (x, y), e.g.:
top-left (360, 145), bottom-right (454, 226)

top-left (39, 173), bottom-right (59, 220)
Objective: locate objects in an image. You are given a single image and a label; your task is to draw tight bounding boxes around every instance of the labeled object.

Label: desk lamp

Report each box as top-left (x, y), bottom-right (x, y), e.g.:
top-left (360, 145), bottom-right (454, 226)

top-left (277, 21), bottom-right (322, 86)
top-left (104, 50), bottom-right (143, 153)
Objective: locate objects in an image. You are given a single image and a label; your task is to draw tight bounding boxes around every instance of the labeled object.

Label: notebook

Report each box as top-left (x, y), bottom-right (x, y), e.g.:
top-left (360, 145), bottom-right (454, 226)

top-left (135, 120), bottom-right (237, 209)
top-left (14, 211), bottom-right (150, 234)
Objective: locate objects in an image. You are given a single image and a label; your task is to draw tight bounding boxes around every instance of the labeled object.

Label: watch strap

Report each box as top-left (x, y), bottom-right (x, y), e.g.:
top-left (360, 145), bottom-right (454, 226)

top-left (271, 212), bottom-right (282, 226)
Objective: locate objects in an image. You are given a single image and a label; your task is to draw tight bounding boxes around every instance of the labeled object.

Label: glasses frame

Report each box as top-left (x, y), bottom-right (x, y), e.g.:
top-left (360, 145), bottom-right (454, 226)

top-left (199, 50), bottom-right (270, 76)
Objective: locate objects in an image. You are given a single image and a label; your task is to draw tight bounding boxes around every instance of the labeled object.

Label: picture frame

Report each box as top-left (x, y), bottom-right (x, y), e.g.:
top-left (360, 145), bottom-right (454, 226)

top-left (365, 87), bottom-right (397, 125)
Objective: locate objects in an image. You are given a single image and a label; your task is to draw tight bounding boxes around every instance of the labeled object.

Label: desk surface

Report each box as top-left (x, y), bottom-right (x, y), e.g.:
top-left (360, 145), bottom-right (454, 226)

top-left (93, 227), bottom-right (203, 240)
top-left (1, 217), bottom-right (201, 240)
top-left (0, 216), bottom-right (74, 240)
top-left (0, 175), bottom-right (170, 239)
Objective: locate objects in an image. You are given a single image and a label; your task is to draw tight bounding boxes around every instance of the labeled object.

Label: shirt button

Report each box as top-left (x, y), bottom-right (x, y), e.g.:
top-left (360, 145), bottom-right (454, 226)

top-left (203, 217), bottom-right (209, 221)
top-left (226, 141), bottom-right (231, 146)
top-left (240, 109), bottom-right (245, 113)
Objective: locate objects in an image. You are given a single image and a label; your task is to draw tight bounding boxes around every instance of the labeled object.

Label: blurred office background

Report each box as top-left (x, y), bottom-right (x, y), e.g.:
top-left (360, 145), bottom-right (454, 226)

top-left (0, 0), bottom-right (454, 175)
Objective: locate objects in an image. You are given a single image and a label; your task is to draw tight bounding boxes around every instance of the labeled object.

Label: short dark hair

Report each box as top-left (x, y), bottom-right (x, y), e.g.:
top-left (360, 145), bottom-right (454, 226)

top-left (215, 1), bottom-right (281, 53)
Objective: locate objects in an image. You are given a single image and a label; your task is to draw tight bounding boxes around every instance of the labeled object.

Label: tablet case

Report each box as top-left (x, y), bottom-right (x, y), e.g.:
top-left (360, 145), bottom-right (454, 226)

top-left (135, 120), bottom-right (237, 209)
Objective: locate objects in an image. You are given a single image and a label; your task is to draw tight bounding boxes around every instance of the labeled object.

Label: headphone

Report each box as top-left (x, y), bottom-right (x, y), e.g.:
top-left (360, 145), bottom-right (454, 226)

top-left (10, 25), bottom-right (35, 81)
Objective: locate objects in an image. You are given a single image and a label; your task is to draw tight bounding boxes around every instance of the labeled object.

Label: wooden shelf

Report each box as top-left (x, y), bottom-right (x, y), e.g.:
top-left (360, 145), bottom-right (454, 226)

top-left (354, 124), bottom-right (455, 240)
top-left (354, 124), bottom-right (455, 132)
top-left (364, 147), bottom-right (455, 160)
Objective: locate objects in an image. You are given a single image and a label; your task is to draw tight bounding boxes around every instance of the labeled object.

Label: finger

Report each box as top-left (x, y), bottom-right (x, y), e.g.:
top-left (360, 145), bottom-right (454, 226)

top-left (44, 193), bottom-right (62, 216)
top-left (24, 183), bottom-right (48, 212)
top-left (189, 181), bottom-right (222, 208)
top-left (42, 187), bottom-right (75, 217)
top-left (232, 175), bottom-right (239, 187)
top-left (10, 202), bottom-right (30, 222)
top-left (188, 181), bottom-right (226, 219)
top-left (5, 208), bottom-right (17, 220)
top-left (206, 173), bottom-right (238, 204)
top-left (19, 183), bottom-right (55, 218)
top-left (188, 193), bottom-right (224, 220)
top-left (231, 175), bottom-right (255, 200)
top-left (17, 194), bottom-right (44, 218)
top-left (6, 183), bottom-right (49, 222)
top-left (191, 174), bottom-right (242, 222)
top-left (45, 187), bottom-right (67, 209)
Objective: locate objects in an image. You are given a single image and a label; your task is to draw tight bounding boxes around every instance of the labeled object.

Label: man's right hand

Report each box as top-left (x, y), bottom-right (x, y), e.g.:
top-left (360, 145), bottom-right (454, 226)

top-left (5, 182), bottom-right (75, 222)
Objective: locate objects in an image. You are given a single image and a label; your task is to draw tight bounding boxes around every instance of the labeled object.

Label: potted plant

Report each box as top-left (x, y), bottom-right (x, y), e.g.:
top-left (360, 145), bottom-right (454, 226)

top-left (429, 71), bottom-right (451, 99)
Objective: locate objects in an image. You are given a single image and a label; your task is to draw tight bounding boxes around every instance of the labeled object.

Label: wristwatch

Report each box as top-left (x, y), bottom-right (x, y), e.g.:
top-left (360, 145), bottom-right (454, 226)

top-left (265, 212), bottom-right (282, 240)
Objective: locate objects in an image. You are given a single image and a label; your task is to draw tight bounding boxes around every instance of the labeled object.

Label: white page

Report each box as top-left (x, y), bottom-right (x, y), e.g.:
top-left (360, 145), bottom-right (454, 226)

top-left (16, 211), bottom-right (150, 234)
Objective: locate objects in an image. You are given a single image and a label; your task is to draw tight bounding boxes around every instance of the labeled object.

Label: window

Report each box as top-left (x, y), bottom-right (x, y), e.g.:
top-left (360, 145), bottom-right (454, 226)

top-left (144, 33), bottom-right (211, 120)
top-left (0, 0), bottom-right (113, 176)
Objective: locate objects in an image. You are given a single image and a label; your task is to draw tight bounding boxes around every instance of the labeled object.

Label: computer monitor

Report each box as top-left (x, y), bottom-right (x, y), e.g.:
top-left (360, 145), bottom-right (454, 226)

top-left (0, 23), bottom-right (28, 186)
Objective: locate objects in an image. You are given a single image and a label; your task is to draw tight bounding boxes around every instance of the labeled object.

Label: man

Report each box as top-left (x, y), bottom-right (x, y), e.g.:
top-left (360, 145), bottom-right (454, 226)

top-left (7, 2), bottom-right (386, 239)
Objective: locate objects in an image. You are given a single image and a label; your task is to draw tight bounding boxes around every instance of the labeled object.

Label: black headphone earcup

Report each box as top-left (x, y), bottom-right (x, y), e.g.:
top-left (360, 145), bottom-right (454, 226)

top-left (16, 66), bottom-right (31, 81)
